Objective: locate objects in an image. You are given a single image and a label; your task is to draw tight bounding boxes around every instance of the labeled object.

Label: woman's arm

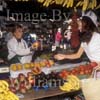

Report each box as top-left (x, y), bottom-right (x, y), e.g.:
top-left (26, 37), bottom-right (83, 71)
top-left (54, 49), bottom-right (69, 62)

top-left (54, 47), bottom-right (84, 60)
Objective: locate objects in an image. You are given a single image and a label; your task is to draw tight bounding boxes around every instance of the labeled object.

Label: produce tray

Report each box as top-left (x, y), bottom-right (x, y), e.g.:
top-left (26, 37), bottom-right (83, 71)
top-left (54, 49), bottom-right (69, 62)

top-left (42, 62), bottom-right (87, 74)
top-left (77, 74), bottom-right (90, 79)
top-left (10, 69), bottom-right (31, 78)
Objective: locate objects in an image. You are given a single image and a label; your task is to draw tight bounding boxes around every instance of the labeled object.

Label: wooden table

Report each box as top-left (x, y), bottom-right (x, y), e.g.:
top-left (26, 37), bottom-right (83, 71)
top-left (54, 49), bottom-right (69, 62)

top-left (20, 88), bottom-right (81, 100)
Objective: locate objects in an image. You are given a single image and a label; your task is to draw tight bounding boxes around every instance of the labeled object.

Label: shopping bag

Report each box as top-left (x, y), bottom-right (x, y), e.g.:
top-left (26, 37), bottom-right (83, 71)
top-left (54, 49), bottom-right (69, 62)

top-left (81, 67), bottom-right (100, 100)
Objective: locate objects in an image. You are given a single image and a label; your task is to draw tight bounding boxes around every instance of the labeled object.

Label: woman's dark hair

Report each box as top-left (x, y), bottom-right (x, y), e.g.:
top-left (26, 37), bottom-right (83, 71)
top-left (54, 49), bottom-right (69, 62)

top-left (12, 23), bottom-right (23, 33)
top-left (79, 16), bottom-right (98, 43)
top-left (82, 16), bottom-right (98, 32)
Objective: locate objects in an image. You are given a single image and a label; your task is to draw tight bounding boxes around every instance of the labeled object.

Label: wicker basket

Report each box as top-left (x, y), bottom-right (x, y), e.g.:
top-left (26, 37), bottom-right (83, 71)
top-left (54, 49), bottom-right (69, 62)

top-left (81, 67), bottom-right (100, 100)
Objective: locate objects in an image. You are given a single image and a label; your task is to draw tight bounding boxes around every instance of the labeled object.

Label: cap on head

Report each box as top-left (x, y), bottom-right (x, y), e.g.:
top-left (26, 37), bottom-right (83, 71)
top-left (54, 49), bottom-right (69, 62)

top-left (82, 11), bottom-right (98, 27)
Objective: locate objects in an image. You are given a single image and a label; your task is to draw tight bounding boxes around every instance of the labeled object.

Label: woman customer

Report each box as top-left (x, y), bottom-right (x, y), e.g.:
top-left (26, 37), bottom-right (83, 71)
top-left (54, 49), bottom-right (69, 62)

top-left (54, 11), bottom-right (100, 63)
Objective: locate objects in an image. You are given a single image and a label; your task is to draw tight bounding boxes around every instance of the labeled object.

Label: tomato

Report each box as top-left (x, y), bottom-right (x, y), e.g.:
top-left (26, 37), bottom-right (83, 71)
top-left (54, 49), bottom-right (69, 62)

top-left (61, 70), bottom-right (69, 77)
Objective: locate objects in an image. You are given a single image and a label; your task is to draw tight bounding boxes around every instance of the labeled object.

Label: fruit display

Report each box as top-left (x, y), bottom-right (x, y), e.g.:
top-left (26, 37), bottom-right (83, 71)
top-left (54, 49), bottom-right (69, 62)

top-left (9, 73), bottom-right (34, 94)
top-left (37, 0), bottom-right (99, 11)
top-left (23, 63), bottom-right (34, 69)
top-left (59, 62), bottom-right (98, 79)
top-left (33, 72), bottom-right (64, 90)
top-left (10, 60), bottom-right (54, 71)
top-left (0, 80), bottom-right (19, 100)
top-left (60, 75), bottom-right (80, 92)
top-left (31, 66), bottom-right (42, 75)
top-left (59, 69), bottom-right (69, 79)
top-left (10, 64), bottom-right (23, 71)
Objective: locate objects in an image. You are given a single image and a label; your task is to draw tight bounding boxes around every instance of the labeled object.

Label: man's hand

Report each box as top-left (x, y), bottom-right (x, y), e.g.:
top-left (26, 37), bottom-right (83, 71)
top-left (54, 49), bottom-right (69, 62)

top-left (31, 41), bottom-right (39, 50)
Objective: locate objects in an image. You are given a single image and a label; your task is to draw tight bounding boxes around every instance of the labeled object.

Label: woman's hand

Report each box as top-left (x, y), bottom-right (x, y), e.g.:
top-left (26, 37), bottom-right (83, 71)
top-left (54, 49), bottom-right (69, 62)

top-left (54, 54), bottom-right (66, 60)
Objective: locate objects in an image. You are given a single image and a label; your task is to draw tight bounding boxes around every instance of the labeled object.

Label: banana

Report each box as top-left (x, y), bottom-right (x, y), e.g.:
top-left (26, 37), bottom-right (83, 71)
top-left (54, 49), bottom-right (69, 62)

top-left (87, 2), bottom-right (92, 9)
top-left (95, 4), bottom-right (100, 9)
top-left (50, 1), bottom-right (55, 5)
top-left (43, 0), bottom-right (50, 7)
top-left (70, 0), bottom-right (74, 7)
top-left (69, 75), bottom-right (80, 90)
top-left (80, 1), bottom-right (84, 6)
top-left (82, 0), bottom-right (89, 11)
top-left (60, 82), bottom-right (73, 92)
top-left (63, 0), bottom-right (69, 7)
top-left (1, 80), bottom-right (9, 88)
top-left (66, 0), bottom-right (71, 8)
top-left (46, 0), bottom-right (52, 7)
top-left (55, 0), bottom-right (59, 4)
top-left (37, 0), bottom-right (45, 3)
top-left (5, 95), bottom-right (14, 100)
top-left (94, 0), bottom-right (97, 7)
top-left (91, 0), bottom-right (95, 9)
top-left (0, 80), bottom-right (19, 100)
top-left (59, 0), bottom-right (64, 5)
top-left (67, 75), bottom-right (80, 90)
top-left (0, 80), bottom-right (9, 91)
top-left (76, 1), bottom-right (83, 7)
top-left (55, 0), bottom-right (64, 5)
top-left (0, 94), bottom-right (4, 100)
top-left (70, 75), bottom-right (80, 83)
top-left (7, 91), bottom-right (19, 100)
top-left (67, 76), bottom-right (76, 88)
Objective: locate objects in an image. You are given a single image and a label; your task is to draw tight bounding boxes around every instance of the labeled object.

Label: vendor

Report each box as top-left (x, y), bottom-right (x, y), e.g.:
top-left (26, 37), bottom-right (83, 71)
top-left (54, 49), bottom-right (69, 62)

top-left (7, 23), bottom-right (35, 64)
top-left (54, 11), bottom-right (100, 63)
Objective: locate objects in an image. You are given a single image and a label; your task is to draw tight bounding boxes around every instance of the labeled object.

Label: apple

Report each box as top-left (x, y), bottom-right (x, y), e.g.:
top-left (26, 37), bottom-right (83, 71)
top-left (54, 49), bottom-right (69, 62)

top-left (10, 87), bottom-right (17, 93)
top-left (18, 73), bottom-right (26, 82)
top-left (59, 70), bottom-right (69, 79)
top-left (45, 60), bottom-right (51, 67)
top-left (28, 76), bottom-right (35, 85)
top-left (88, 69), bottom-right (92, 74)
top-left (25, 82), bottom-right (32, 90)
top-left (85, 70), bottom-right (89, 74)
top-left (90, 62), bottom-right (98, 68)
top-left (27, 72), bottom-right (33, 77)
top-left (79, 71), bottom-right (84, 75)
top-left (20, 87), bottom-right (26, 94)
top-left (79, 65), bottom-right (85, 71)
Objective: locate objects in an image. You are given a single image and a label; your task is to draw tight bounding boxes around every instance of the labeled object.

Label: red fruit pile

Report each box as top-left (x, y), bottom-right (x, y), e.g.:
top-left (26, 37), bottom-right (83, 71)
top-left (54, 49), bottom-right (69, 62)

top-left (59, 62), bottom-right (98, 79)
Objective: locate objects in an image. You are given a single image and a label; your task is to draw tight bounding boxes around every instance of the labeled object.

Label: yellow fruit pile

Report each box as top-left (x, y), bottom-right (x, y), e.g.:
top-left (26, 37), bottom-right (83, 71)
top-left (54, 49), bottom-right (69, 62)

top-left (10, 60), bottom-right (54, 71)
top-left (10, 64), bottom-right (23, 71)
top-left (0, 80), bottom-right (19, 100)
top-left (37, 0), bottom-right (100, 11)
top-left (60, 75), bottom-right (80, 92)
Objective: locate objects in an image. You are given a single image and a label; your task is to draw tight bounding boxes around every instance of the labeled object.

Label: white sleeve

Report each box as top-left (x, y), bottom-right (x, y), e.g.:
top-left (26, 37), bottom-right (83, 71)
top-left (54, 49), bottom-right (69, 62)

top-left (81, 42), bottom-right (87, 48)
top-left (7, 41), bottom-right (32, 56)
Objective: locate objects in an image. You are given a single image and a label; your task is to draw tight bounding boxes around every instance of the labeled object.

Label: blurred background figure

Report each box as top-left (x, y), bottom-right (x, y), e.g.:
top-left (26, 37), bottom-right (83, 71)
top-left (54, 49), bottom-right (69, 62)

top-left (63, 28), bottom-right (72, 49)
top-left (55, 28), bottom-right (62, 47)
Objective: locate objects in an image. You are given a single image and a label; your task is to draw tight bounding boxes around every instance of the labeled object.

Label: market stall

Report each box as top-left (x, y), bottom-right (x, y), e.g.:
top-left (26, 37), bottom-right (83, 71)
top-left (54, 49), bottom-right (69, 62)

top-left (0, 0), bottom-right (100, 100)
